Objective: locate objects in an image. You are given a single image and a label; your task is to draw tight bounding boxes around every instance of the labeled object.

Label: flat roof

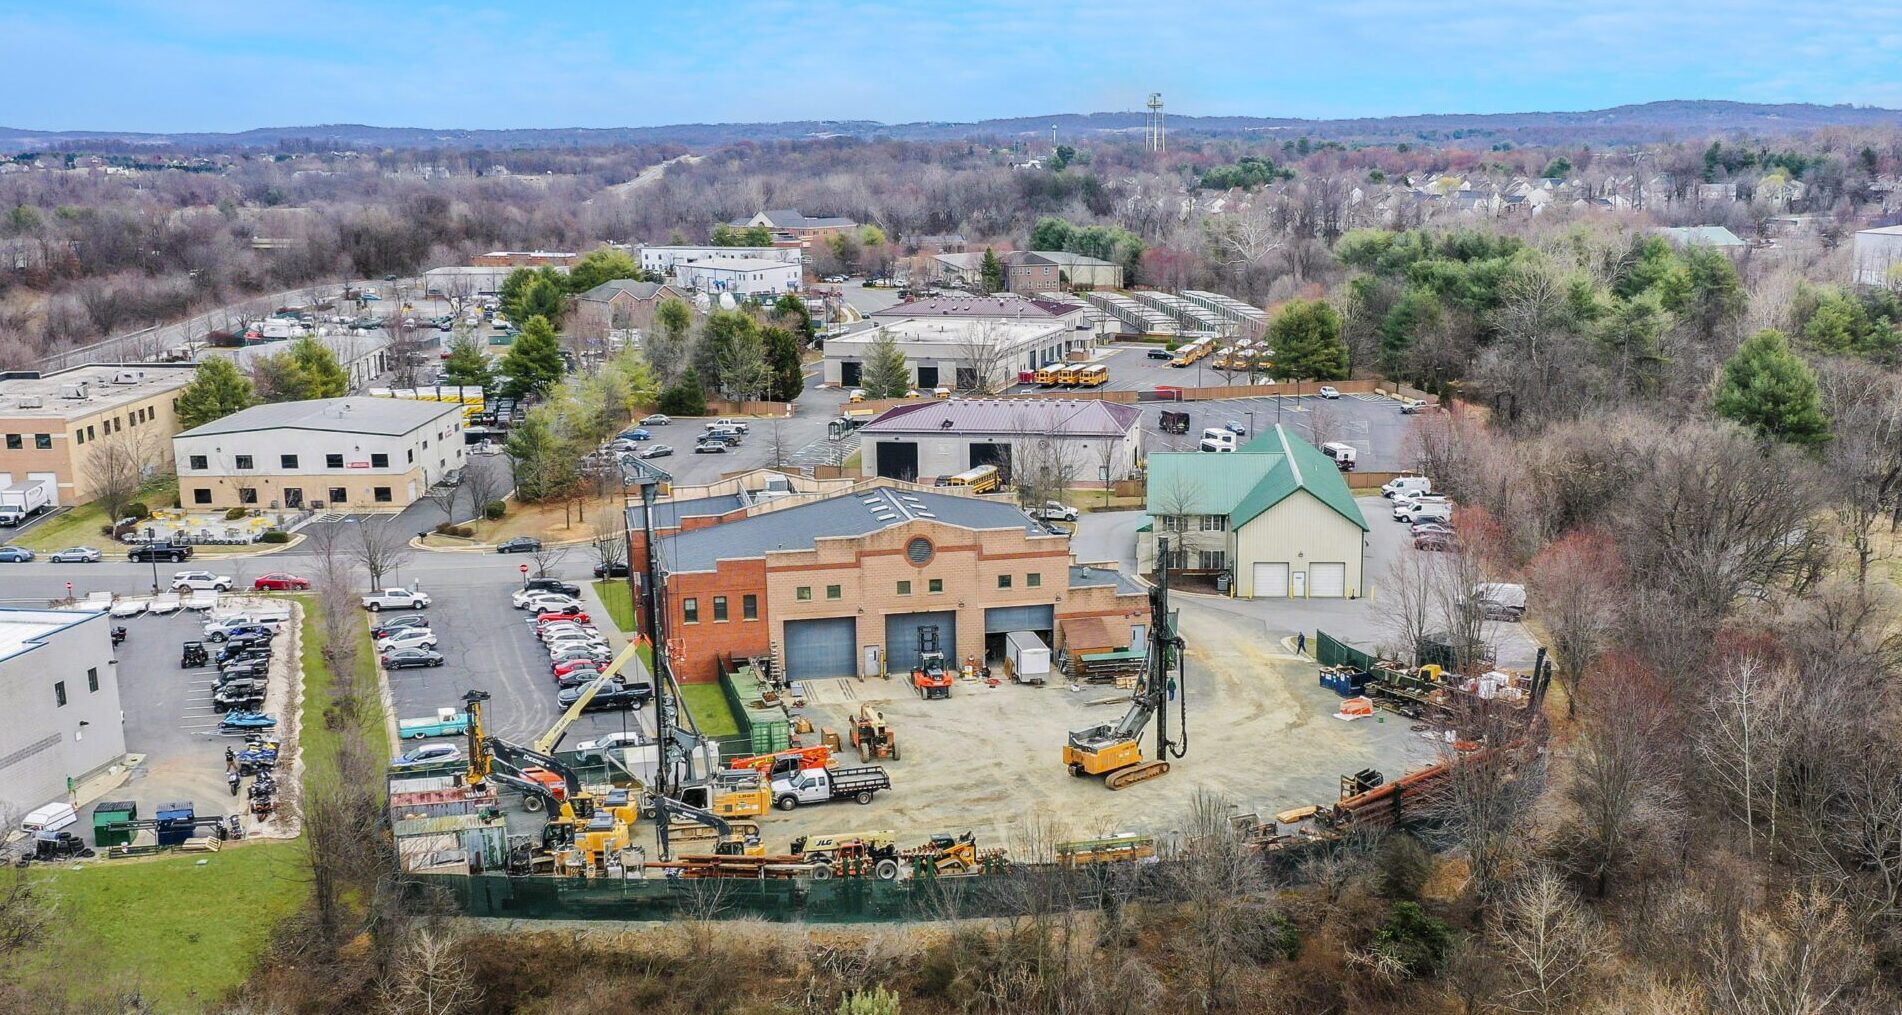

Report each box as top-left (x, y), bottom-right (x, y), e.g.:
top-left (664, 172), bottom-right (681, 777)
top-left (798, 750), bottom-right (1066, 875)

top-left (627, 493), bottom-right (748, 531)
top-left (0, 365), bottom-right (196, 420)
top-left (224, 332), bottom-right (391, 369)
top-left (0, 608), bottom-right (102, 664)
top-left (830, 317), bottom-right (1063, 350)
top-left (659, 488), bottom-right (1044, 573)
top-left (863, 398), bottom-right (1142, 437)
top-left (176, 397), bottom-right (460, 438)
top-left (681, 258), bottom-right (799, 272)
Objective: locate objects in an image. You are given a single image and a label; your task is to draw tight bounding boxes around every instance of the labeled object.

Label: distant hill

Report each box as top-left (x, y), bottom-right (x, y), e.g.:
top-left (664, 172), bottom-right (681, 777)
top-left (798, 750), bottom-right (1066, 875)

top-left (5, 100), bottom-right (1900, 152)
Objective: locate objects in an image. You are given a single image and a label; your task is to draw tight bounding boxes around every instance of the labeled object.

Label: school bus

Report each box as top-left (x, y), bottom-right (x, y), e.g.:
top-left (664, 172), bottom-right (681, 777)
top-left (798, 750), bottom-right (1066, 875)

top-left (945, 465), bottom-right (1001, 494)
top-left (1170, 342), bottom-right (1198, 367)
top-left (1075, 364), bottom-right (1109, 387)
top-left (1034, 365), bottom-right (1062, 386)
top-left (1053, 364), bottom-right (1082, 386)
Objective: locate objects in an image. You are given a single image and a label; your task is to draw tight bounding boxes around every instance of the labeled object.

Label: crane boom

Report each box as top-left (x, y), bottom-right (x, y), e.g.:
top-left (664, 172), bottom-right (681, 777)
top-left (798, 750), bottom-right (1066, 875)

top-left (532, 641), bottom-right (644, 755)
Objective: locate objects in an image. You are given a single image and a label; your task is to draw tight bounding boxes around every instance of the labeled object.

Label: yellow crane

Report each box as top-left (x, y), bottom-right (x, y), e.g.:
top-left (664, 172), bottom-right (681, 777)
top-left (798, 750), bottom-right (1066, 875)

top-left (533, 640), bottom-right (644, 755)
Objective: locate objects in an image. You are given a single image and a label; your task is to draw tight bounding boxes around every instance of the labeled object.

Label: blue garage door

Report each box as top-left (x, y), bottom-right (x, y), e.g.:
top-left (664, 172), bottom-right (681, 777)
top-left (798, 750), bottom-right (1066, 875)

top-left (784, 617), bottom-right (858, 680)
top-left (884, 611), bottom-right (957, 672)
top-left (985, 604), bottom-right (1055, 633)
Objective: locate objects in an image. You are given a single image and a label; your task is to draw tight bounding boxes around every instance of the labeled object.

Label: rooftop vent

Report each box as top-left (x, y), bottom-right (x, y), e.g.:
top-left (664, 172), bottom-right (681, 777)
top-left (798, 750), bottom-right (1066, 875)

top-left (58, 382), bottom-right (90, 400)
top-left (112, 370), bottom-right (143, 385)
top-left (16, 396), bottom-right (43, 409)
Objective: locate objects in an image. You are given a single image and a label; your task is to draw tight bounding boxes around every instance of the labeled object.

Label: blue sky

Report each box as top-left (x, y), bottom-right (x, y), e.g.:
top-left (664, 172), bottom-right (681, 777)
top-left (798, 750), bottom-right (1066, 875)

top-left (5, 1), bottom-right (1901, 131)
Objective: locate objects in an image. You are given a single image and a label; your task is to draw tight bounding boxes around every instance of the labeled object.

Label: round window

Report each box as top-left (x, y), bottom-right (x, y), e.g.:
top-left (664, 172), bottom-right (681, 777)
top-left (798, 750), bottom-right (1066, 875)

top-left (906, 537), bottom-right (934, 565)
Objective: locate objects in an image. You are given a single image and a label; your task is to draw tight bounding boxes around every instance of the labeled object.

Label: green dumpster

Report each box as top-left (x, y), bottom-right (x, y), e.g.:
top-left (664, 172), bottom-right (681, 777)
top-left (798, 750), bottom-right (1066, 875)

top-left (93, 800), bottom-right (138, 848)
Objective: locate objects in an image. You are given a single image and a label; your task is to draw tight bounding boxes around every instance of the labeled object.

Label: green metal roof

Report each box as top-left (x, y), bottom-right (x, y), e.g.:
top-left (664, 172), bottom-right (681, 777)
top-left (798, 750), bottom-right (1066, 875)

top-left (1144, 425), bottom-right (1367, 533)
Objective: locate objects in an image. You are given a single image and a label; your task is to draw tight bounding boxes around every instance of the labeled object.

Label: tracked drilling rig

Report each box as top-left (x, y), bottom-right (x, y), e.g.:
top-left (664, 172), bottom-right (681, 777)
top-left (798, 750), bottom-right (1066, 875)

top-left (1061, 537), bottom-right (1187, 789)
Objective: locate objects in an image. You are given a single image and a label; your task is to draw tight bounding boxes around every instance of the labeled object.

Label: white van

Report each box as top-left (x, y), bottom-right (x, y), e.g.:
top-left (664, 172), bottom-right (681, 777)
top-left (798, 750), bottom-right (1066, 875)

top-left (1382, 475), bottom-right (1431, 499)
top-left (22, 801), bottom-right (78, 834)
top-left (1395, 498), bottom-right (1452, 524)
top-left (1199, 428), bottom-right (1237, 453)
top-left (1320, 442), bottom-right (1358, 471)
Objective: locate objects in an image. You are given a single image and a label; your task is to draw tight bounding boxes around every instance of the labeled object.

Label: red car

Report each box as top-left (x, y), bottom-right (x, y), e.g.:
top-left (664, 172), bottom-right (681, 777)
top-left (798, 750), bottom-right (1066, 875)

top-left (253, 572), bottom-right (312, 591)
top-left (551, 657), bottom-right (602, 679)
top-left (534, 610), bottom-right (590, 628)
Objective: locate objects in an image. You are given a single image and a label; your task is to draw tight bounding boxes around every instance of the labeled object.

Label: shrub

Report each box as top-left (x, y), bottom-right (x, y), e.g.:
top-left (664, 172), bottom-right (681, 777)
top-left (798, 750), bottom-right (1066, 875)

top-left (259, 530), bottom-right (290, 544)
top-left (225, 506), bottom-right (249, 520)
top-left (1370, 901), bottom-right (1452, 978)
top-left (484, 501), bottom-right (507, 521)
top-left (1377, 833), bottom-right (1432, 900)
top-left (838, 986), bottom-right (901, 1015)
top-left (433, 522), bottom-right (476, 538)
top-left (124, 501), bottom-right (150, 519)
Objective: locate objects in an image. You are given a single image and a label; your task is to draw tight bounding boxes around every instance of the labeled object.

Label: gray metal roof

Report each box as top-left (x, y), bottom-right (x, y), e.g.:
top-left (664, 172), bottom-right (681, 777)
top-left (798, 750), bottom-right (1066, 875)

top-left (1068, 564), bottom-right (1145, 597)
top-left (659, 488), bottom-right (1043, 573)
top-left (626, 493), bottom-right (747, 532)
top-left (576, 279), bottom-right (675, 303)
top-left (869, 295), bottom-right (1085, 321)
top-left (176, 397), bottom-right (459, 438)
top-left (861, 398), bottom-right (1142, 437)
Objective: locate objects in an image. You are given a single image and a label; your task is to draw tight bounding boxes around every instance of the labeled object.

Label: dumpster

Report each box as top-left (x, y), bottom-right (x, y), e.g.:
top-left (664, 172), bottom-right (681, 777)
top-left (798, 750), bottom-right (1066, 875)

top-left (92, 800), bottom-right (138, 848)
top-left (155, 801), bottom-right (196, 847)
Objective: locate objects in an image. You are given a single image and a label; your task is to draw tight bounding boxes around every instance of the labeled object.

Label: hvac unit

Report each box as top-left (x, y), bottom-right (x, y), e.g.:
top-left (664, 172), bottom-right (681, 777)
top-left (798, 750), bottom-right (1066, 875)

top-left (16, 396), bottom-right (43, 408)
top-left (58, 382), bottom-right (90, 400)
top-left (112, 370), bottom-right (144, 384)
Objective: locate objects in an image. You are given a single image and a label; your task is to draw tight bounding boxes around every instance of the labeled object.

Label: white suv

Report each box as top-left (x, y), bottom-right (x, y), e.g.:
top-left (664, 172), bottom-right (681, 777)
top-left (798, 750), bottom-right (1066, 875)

top-left (172, 571), bottom-right (234, 592)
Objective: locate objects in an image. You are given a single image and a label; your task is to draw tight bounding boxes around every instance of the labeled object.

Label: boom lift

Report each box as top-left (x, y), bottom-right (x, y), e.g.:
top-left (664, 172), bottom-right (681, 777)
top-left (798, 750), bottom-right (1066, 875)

top-left (533, 641), bottom-right (644, 754)
top-left (1061, 538), bottom-right (1188, 789)
top-left (463, 689), bottom-right (639, 868)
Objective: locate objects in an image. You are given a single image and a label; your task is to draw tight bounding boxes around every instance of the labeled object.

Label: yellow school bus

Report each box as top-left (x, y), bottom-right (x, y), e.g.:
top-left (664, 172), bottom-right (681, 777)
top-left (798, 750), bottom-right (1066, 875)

top-left (1034, 365), bottom-right (1062, 386)
top-left (945, 465), bottom-right (1001, 494)
top-left (1076, 364), bottom-right (1109, 387)
top-left (1053, 364), bottom-right (1082, 386)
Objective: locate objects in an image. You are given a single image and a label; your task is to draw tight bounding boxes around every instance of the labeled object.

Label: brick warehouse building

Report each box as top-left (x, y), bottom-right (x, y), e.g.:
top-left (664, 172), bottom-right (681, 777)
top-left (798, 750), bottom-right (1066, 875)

top-left (642, 487), bottom-right (1148, 683)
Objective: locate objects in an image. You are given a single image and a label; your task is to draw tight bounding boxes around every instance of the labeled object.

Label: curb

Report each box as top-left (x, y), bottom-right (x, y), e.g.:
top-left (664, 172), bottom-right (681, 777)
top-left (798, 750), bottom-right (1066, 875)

top-left (408, 534), bottom-right (600, 553)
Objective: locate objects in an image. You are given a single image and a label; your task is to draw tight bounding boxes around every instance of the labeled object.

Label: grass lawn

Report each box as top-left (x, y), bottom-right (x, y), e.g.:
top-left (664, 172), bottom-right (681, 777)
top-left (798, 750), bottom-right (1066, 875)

top-left (435, 494), bottom-right (618, 546)
top-left (297, 595), bottom-right (391, 779)
top-left (593, 579), bottom-right (638, 634)
top-left (14, 477), bottom-right (178, 552)
top-left (678, 682), bottom-right (741, 739)
top-left (28, 841), bottom-right (307, 1011)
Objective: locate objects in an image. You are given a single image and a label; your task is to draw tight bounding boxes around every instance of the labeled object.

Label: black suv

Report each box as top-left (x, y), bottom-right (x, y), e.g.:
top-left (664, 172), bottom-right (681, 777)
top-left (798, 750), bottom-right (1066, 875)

top-left (556, 681), bottom-right (653, 712)
top-left (523, 577), bottom-right (581, 598)
top-left (128, 542), bottom-right (193, 563)
top-left (593, 561), bottom-right (630, 579)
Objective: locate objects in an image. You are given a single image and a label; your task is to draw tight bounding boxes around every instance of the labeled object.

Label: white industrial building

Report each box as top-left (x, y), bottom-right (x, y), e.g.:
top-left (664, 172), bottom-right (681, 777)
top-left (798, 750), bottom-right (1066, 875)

top-left (174, 397), bottom-right (465, 510)
top-left (638, 245), bottom-right (801, 277)
top-left (673, 257), bottom-right (802, 299)
top-left (824, 317), bottom-right (1085, 391)
top-left (1853, 225), bottom-right (1902, 288)
top-left (0, 608), bottom-right (125, 819)
top-left (858, 398), bottom-right (1144, 484)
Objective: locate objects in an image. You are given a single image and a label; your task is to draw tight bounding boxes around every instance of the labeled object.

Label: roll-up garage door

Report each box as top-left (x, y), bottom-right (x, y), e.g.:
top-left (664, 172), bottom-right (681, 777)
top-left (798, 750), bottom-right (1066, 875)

top-left (1251, 562), bottom-right (1289, 598)
top-left (1309, 562), bottom-right (1347, 598)
top-left (984, 604), bottom-right (1054, 633)
top-left (884, 611), bottom-right (957, 671)
top-left (784, 617), bottom-right (858, 680)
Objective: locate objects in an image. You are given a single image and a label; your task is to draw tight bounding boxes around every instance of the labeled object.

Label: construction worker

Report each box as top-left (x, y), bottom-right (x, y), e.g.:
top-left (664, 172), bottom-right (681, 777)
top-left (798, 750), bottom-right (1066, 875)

top-left (1297, 632), bottom-right (1307, 656)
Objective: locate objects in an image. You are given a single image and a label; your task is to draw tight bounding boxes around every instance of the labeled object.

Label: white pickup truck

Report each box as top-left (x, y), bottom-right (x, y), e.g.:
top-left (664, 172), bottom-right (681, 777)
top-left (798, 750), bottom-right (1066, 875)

top-left (361, 588), bottom-right (432, 612)
top-left (1029, 501), bottom-right (1079, 522)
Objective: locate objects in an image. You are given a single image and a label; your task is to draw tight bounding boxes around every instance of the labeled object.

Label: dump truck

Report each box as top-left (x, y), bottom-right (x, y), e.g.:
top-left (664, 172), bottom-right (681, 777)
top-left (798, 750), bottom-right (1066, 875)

top-left (771, 765), bottom-right (891, 810)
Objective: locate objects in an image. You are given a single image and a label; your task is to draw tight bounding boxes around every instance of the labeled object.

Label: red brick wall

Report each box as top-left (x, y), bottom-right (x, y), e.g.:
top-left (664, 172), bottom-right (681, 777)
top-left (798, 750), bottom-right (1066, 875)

top-left (666, 558), bottom-right (770, 683)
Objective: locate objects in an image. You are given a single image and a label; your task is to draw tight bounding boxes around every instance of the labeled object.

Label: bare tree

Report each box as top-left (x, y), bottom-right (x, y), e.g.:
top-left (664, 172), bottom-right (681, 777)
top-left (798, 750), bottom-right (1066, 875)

top-left (1815, 361), bottom-right (1902, 583)
top-left (1696, 652), bottom-right (1794, 859)
top-left (1008, 410), bottom-right (1085, 517)
top-left (83, 424), bottom-right (162, 526)
top-left (525, 543), bottom-right (569, 579)
top-left (953, 318), bottom-right (1013, 393)
top-left (764, 419), bottom-right (792, 470)
top-left (351, 517), bottom-right (414, 590)
top-left (1171, 789), bottom-right (1274, 1011)
top-left (1525, 527), bottom-right (1623, 718)
top-left (1145, 471), bottom-right (1209, 575)
top-left (1702, 887), bottom-right (1867, 1015)
top-left (0, 809), bottom-right (53, 959)
top-left (376, 927), bottom-right (484, 1015)
top-left (590, 517), bottom-right (628, 577)
top-left (460, 456), bottom-right (511, 521)
top-left (1427, 701), bottom-right (1547, 907)
top-left (1489, 867), bottom-right (1605, 1015)
top-left (1556, 656), bottom-right (1682, 899)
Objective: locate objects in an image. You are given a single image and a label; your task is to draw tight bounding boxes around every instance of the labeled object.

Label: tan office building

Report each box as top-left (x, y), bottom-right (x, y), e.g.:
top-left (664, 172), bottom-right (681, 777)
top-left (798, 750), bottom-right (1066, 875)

top-left (174, 397), bottom-right (465, 511)
top-left (0, 364), bottom-right (196, 507)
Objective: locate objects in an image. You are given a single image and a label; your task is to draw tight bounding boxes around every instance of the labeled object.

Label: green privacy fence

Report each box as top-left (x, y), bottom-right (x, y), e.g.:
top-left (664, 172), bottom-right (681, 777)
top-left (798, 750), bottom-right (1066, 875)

top-left (1315, 630), bottom-right (1379, 671)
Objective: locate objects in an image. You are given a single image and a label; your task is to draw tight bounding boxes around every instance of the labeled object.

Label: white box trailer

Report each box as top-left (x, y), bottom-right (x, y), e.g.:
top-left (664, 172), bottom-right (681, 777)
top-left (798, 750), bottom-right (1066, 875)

top-left (1004, 631), bottom-right (1051, 685)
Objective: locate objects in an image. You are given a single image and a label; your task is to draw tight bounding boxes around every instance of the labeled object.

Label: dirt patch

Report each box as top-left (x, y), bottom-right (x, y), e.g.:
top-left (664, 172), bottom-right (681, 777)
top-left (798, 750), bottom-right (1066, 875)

top-left (439, 494), bottom-right (621, 545)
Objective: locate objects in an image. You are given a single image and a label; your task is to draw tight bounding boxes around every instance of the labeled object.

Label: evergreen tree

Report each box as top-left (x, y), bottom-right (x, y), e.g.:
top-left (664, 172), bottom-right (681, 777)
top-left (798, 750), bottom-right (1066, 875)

top-left (1380, 288), bottom-right (1443, 376)
top-left (1268, 299), bottom-right (1349, 381)
top-left (565, 248), bottom-right (643, 294)
top-left (501, 267), bottom-right (566, 323)
top-left (174, 357), bottom-right (257, 430)
top-left (440, 334), bottom-right (494, 390)
top-left (774, 293), bottom-right (815, 344)
top-left (504, 408), bottom-right (578, 502)
top-left (497, 315), bottom-right (566, 399)
top-left (763, 325), bottom-right (804, 402)
top-left (256, 337), bottom-right (351, 401)
top-left (657, 367), bottom-right (709, 416)
top-left (861, 331), bottom-right (911, 397)
top-left (697, 310), bottom-right (759, 395)
top-left (1714, 329), bottom-right (1831, 446)
top-left (647, 298), bottom-right (696, 383)
top-left (1660, 245), bottom-right (1746, 345)
top-left (980, 248), bottom-right (1005, 292)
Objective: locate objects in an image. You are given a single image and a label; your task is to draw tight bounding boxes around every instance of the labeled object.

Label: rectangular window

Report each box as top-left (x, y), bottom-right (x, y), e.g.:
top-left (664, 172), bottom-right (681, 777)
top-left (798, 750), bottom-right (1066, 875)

top-left (234, 454), bottom-right (254, 470)
top-left (2, 435), bottom-right (15, 450)
top-left (742, 594), bottom-right (758, 620)
top-left (192, 488), bottom-right (212, 504)
top-left (406, 448), bottom-right (414, 463)
top-left (929, 578), bottom-right (944, 594)
top-left (683, 597), bottom-right (700, 623)
top-left (34, 433), bottom-right (50, 449)
top-left (325, 453), bottom-right (344, 469)
top-left (328, 487), bottom-right (346, 503)
top-left (1027, 573), bottom-right (1041, 588)
top-left (796, 586), bottom-right (812, 601)
top-left (188, 455), bottom-right (208, 470)
top-left (371, 453), bottom-right (389, 468)
top-left (373, 487), bottom-right (392, 503)
top-left (87, 667), bottom-right (98, 692)
top-left (997, 575), bottom-right (1012, 589)
top-left (85, 426), bottom-right (94, 441)
top-left (713, 596), bottom-right (728, 621)
top-left (53, 681), bottom-right (66, 707)
top-left (896, 580), bottom-right (912, 595)
top-left (239, 488), bottom-right (258, 505)
top-left (280, 454), bottom-right (298, 469)
top-left (825, 584), bottom-right (842, 600)
top-left (1201, 515), bottom-right (1228, 532)
top-left (74, 429), bottom-right (85, 445)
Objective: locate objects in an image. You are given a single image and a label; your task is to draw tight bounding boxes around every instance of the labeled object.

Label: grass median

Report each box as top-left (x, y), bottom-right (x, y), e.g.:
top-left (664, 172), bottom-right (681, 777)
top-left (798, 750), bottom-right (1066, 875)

top-left (593, 578), bottom-right (638, 634)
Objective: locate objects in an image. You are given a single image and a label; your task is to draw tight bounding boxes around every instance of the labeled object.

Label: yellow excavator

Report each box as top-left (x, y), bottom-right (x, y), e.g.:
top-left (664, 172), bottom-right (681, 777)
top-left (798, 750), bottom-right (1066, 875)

top-left (463, 689), bottom-right (639, 869)
top-left (1061, 538), bottom-right (1187, 789)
